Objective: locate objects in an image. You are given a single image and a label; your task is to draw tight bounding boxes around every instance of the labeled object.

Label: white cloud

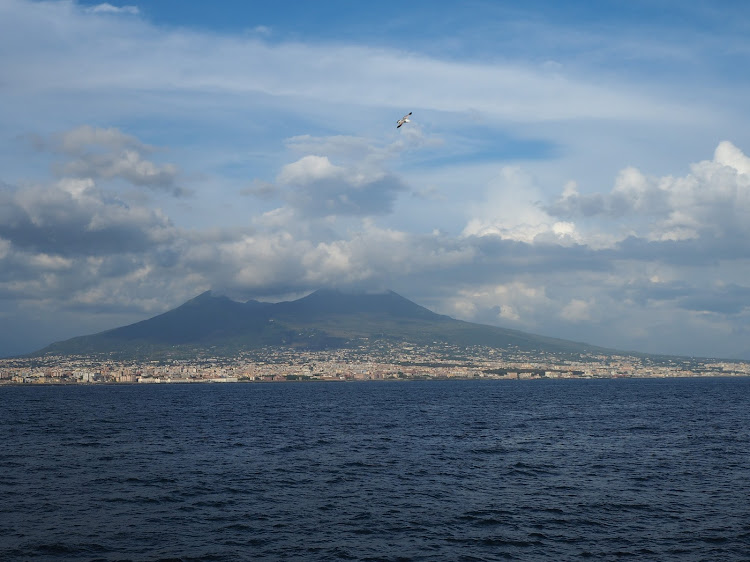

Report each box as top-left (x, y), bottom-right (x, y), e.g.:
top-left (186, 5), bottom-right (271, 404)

top-left (0, 238), bottom-right (11, 260)
top-left (498, 304), bottom-right (520, 322)
top-left (560, 298), bottom-right (593, 323)
top-left (278, 155), bottom-right (343, 185)
top-left (540, 140), bottom-right (750, 247)
top-left (84, 4), bottom-right (139, 15)
top-left (462, 166), bottom-right (582, 245)
top-left (0, 173), bottom-right (175, 259)
top-left (61, 149), bottom-right (180, 191)
top-left (39, 126), bottom-right (185, 195)
top-left (442, 283), bottom-right (551, 329)
top-left (4, 137), bottom-right (750, 358)
top-left (58, 177), bottom-right (96, 199)
top-left (0, 0), bottom-right (706, 126)
top-left (249, 25), bottom-right (271, 36)
top-left (715, 140), bottom-right (750, 175)
top-left (28, 253), bottom-right (73, 270)
top-left (7, 132), bottom-right (748, 359)
top-left (263, 140), bottom-right (409, 218)
top-left (55, 125), bottom-right (149, 155)
top-left (2, 0), bottom-right (750, 359)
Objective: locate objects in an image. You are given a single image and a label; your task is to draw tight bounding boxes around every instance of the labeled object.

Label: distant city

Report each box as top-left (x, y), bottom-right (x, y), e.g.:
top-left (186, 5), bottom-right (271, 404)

top-left (2, 341), bottom-right (748, 385)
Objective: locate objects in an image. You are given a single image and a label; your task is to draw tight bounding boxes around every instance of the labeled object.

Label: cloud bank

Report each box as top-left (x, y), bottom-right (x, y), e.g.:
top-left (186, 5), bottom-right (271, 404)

top-left (2, 0), bottom-right (750, 360)
top-left (3, 121), bottom-right (750, 358)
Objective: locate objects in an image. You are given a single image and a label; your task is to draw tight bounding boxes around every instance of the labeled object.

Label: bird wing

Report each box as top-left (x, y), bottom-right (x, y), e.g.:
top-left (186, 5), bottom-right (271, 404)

top-left (396, 112), bottom-right (412, 127)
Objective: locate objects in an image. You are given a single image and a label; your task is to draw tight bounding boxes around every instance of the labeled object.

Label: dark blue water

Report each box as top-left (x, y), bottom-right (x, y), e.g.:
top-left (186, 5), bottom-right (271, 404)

top-left (1, 378), bottom-right (749, 561)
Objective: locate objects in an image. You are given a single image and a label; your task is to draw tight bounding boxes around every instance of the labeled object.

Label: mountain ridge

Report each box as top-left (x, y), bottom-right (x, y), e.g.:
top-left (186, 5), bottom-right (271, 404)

top-left (32, 288), bottom-right (613, 359)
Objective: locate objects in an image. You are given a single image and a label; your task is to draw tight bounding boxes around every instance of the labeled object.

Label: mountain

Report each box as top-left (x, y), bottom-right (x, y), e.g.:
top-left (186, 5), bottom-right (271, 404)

top-left (33, 289), bottom-right (610, 359)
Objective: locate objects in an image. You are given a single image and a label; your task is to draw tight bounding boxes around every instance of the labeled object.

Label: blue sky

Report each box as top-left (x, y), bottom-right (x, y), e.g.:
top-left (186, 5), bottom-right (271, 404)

top-left (2, 0), bottom-right (750, 358)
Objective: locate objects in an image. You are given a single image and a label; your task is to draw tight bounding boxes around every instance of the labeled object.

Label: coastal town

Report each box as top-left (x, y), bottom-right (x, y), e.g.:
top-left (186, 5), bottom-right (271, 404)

top-left (1, 341), bottom-right (748, 384)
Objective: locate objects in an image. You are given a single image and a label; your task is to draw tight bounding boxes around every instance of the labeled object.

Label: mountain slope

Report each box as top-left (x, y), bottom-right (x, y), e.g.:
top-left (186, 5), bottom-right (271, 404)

top-left (104, 291), bottom-right (271, 343)
top-left (34, 289), bottom-right (609, 358)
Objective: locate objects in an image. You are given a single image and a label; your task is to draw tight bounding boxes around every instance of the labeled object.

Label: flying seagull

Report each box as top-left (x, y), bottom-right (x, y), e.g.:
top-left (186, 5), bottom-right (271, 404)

top-left (397, 112), bottom-right (412, 128)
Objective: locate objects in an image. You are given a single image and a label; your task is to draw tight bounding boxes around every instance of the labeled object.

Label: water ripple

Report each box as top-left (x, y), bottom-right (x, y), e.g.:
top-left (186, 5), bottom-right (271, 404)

top-left (1, 378), bottom-right (749, 560)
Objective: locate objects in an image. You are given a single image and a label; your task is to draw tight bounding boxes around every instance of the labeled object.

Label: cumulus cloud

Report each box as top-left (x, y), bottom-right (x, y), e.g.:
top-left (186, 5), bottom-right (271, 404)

top-left (60, 149), bottom-right (181, 192)
top-left (278, 155), bottom-right (342, 185)
top-left (0, 166), bottom-right (193, 348)
top-left (246, 134), bottom-right (415, 218)
top-left (178, 221), bottom-right (475, 299)
top-left (445, 283), bottom-right (549, 327)
top-left (5, 129), bottom-right (750, 360)
top-left (283, 130), bottom-right (442, 179)
top-left (39, 126), bottom-right (186, 195)
top-left (0, 177), bottom-right (174, 258)
top-left (462, 165), bottom-right (584, 245)
top-left (3, 0), bottom-right (750, 360)
top-left (416, 141), bottom-right (750, 355)
top-left (560, 298), bottom-right (594, 322)
top-left (715, 140), bottom-right (750, 175)
top-left (481, 141), bottom-right (750, 249)
top-left (275, 154), bottom-right (406, 217)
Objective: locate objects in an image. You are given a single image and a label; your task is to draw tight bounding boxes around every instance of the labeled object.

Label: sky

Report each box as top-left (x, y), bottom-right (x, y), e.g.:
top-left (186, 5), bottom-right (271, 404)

top-left (2, 0), bottom-right (750, 359)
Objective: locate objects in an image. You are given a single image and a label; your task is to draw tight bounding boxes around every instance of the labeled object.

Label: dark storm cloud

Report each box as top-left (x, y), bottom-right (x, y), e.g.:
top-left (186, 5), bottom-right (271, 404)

top-left (469, 234), bottom-right (611, 275)
top-left (678, 285), bottom-right (750, 315)
top-left (618, 279), bottom-right (750, 315)
top-left (611, 236), bottom-right (750, 267)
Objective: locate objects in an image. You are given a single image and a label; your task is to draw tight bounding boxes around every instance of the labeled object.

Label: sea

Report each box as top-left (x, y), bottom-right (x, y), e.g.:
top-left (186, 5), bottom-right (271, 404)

top-left (1, 377), bottom-right (749, 561)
